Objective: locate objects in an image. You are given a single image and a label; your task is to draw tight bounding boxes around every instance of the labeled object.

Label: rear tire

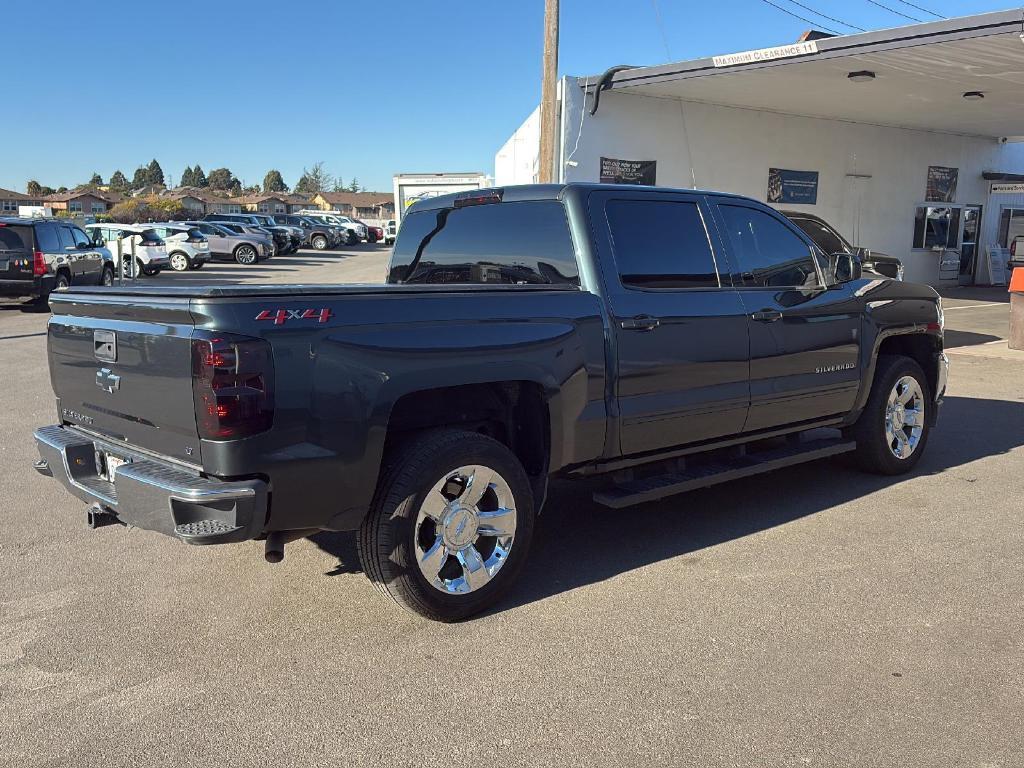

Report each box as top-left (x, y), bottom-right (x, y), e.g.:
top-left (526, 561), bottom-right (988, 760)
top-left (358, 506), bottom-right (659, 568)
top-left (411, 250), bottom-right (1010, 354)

top-left (358, 429), bottom-right (535, 622)
top-left (852, 355), bottom-right (931, 475)
top-left (169, 252), bottom-right (190, 272)
top-left (100, 265), bottom-right (114, 286)
top-left (54, 271), bottom-right (70, 290)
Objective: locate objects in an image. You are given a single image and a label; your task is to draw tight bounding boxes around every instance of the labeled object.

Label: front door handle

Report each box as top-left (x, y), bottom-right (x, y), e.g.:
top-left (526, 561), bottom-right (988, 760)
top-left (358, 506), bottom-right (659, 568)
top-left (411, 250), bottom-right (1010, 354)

top-left (620, 315), bottom-right (660, 331)
top-left (751, 309), bottom-right (783, 322)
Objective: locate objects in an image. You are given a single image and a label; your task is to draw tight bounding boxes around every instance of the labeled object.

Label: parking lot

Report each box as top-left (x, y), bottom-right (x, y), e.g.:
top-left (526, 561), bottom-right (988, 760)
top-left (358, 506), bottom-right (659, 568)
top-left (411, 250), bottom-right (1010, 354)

top-left (1, 257), bottom-right (1022, 767)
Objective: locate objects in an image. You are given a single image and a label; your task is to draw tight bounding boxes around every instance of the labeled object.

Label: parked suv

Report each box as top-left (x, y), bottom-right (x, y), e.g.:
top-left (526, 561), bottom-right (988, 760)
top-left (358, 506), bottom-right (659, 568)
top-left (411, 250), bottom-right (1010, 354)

top-left (782, 211), bottom-right (904, 280)
top-left (272, 214), bottom-right (339, 250)
top-left (203, 213), bottom-right (293, 255)
top-left (296, 209), bottom-right (365, 244)
top-left (384, 219), bottom-right (397, 245)
top-left (148, 224), bottom-right (211, 272)
top-left (1, 218), bottom-right (114, 306)
top-left (85, 224), bottom-right (170, 277)
top-left (249, 214), bottom-right (302, 253)
top-left (185, 221), bottom-right (272, 265)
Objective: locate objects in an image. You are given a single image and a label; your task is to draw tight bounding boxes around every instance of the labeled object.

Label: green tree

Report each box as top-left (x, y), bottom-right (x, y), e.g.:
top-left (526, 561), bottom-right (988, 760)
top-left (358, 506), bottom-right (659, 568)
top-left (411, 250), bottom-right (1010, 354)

top-left (26, 180), bottom-right (43, 196)
top-left (89, 173), bottom-right (103, 186)
top-left (131, 167), bottom-right (148, 190)
top-left (262, 169), bottom-right (288, 193)
top-left (56, 186), bottom-right (68, 194)
top-left (207, 167), bottom-right (239, 191)
top-left (180, 166), bottom-right (194, 187)
top-left (193, 165), bottom-right (208, 188)
top-left (294, 162), bottom-right (334, 195)
top-left (347, 178), bottom-right (361, 193)
top-left (109, 170), bottom-right (128, 191)
top-left (145, 159), bottom-right (165, 187)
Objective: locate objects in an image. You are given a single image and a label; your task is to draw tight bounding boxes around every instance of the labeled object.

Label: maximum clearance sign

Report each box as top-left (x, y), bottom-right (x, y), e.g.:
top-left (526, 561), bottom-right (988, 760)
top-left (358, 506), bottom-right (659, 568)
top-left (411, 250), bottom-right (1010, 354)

top-left (713, 41), bottom-right (818, 68)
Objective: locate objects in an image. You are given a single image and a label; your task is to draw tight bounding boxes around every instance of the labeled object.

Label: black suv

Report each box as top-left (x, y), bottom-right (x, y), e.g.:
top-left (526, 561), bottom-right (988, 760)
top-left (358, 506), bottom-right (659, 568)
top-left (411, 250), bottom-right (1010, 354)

top-left (782, 210), bottom-right (904, 280)
top-left (203, 213), bottom-right (294, 255)
top-left (0, 218), bottom-right (114, 307)
top-left (272, 214), bottom-right (339, 250)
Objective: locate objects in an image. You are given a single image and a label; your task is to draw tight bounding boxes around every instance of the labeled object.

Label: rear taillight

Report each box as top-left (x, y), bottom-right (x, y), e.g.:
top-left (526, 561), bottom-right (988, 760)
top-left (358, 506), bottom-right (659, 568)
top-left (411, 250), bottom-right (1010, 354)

top-left (191, 333), bottom-right (274, 440)
top-left (32, 250), bottom-right (46, 276)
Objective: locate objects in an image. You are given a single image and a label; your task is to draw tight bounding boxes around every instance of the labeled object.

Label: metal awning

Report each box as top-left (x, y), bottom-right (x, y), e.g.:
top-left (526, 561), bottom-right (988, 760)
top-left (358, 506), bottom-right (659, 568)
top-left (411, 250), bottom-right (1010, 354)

top-left (587, 9), bottom-right (1024, 139)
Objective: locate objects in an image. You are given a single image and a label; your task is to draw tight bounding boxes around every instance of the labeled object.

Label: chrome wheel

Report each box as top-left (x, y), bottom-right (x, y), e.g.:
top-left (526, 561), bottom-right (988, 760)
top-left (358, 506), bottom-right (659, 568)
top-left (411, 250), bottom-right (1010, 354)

top-left (885, 375), bottom-right (925, 459)
top-left (414, 465), bottom-right (517, 595)
top-left (311, 234), bottom-right (327, 250)
top-left (235, 245), bottom-right (257, 265)
top-left (169, 252), bottom-right (189, 271)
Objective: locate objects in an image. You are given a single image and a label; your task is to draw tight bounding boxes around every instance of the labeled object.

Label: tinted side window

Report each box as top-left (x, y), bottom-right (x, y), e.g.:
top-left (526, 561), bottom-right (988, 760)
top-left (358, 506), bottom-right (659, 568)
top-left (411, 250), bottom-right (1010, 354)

top-left (33, 224), bottom-right (57, 252)
top-left (605, 199), bottom-right (718, 288)
top-left (70, 227), bottom-right (91, 247)
top-left (718, 205), bottom-right (820, 288)
top-left (388, 201), bottom-right (579, 286)
top-left (56, 226), bottom-right (76, 251)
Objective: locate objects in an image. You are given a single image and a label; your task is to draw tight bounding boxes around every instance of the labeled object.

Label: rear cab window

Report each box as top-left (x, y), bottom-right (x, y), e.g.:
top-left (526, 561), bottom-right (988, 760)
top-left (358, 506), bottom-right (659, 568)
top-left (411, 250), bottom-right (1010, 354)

top-left (604, 199), bottom-right (720, 289)
top-left (388, 200), bottom-right (579, 286)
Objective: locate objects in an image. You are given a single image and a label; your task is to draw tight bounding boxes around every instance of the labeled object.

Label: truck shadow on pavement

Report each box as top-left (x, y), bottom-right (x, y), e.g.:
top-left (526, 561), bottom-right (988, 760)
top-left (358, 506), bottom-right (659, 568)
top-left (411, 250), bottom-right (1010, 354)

top-left (309, 394), bottom-right (1024, 613)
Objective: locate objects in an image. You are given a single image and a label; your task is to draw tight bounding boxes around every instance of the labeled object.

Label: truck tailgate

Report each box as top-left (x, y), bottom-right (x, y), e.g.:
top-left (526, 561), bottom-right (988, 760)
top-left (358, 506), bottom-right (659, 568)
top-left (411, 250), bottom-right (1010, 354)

top-left (47, 295), bottom-right (201, 464)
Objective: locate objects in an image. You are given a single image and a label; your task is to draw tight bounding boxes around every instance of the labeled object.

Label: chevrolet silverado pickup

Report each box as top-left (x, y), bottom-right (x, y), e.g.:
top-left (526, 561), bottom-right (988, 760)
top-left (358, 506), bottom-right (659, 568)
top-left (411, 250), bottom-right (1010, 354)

top-left (33, 184), bottom-right (948, 621)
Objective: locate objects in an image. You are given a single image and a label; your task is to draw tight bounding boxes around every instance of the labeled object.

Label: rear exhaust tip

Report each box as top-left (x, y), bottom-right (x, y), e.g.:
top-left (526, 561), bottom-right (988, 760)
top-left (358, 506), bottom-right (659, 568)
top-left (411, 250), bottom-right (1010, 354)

top-left (264, 531), bottom-right (285, 563)
top-left (87, 504), bottom-right (117, 529)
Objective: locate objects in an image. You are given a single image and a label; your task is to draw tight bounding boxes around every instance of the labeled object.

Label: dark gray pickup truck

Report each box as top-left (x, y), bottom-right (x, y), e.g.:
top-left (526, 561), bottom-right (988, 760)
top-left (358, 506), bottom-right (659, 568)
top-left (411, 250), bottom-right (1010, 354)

top-left (33, 184), bottom-right (948, 620)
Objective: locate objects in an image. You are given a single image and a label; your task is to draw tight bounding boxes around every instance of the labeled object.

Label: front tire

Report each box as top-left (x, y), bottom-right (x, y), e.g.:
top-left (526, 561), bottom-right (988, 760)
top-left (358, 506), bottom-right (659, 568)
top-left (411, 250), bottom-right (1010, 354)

top-left (234, 244), bottom-right (258, 265)
top-left (100, 265), bottom-right (114, 286)
top-left (169, 252), bottom-right (191, 272)
top-left (311, 234), bottom-right (328, 250)
top-left (358, 429), bottom-right (535, 621)
top-left (852, 355), bottom-right (931, 475)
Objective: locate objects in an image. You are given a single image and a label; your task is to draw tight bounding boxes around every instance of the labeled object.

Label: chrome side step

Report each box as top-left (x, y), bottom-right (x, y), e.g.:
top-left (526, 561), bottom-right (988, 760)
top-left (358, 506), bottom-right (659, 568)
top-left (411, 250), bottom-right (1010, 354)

top-left (592, 438), bottom-right (856, 509)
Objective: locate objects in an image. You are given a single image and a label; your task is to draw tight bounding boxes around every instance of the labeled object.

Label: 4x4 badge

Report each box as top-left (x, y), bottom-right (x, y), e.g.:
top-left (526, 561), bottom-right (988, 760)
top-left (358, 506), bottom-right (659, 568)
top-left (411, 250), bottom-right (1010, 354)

top-left (255, 308), bottom-right (333, 325)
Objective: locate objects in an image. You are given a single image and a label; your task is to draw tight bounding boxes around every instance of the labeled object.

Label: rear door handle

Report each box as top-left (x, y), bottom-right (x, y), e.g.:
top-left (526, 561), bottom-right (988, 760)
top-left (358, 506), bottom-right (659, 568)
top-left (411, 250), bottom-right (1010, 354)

top-left (751, 309), bottom-right (783, 322)
top-left (620, 315), bottom-right (660, 331)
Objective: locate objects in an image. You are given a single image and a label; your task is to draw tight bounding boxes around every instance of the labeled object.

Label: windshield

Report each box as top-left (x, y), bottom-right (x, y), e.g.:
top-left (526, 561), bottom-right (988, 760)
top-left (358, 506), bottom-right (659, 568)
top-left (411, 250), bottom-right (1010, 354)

top-left (789, 217), bottom-right (850, 255)
top-left (139, 229), bottom-right (163, 244)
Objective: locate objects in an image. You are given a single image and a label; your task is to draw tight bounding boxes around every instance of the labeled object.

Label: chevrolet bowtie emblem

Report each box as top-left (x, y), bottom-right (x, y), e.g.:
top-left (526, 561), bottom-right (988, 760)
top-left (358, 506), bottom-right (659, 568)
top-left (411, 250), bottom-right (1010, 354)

top-left (96, 368), bottom-right (121, 393)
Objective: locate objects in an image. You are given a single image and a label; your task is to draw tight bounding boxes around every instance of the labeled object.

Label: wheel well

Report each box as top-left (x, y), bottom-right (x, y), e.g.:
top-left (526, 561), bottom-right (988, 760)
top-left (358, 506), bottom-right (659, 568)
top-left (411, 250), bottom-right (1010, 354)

top-left (877, 333), bottom-right (940, 396)
top-left (385, 382), bottom-right (550, 479)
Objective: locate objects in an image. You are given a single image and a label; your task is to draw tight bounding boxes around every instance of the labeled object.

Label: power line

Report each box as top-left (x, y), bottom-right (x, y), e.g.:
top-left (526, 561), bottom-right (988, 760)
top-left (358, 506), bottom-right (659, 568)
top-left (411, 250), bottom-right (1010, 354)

top-left (785, 0), bottom-right (866, 31)
top-left (758, 0), bottom-right (841, 35)
top-left (865, 0), bottom-right (924, 23)
top-left (650, 0), bottom-right (673, 61)
top-left (890, 0), bottom-right (945, 19)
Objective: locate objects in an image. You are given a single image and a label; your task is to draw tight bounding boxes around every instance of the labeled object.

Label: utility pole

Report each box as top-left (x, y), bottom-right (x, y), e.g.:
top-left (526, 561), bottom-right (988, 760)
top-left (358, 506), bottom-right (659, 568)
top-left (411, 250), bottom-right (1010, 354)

top-left (538, 0), bottom-right (559, 184)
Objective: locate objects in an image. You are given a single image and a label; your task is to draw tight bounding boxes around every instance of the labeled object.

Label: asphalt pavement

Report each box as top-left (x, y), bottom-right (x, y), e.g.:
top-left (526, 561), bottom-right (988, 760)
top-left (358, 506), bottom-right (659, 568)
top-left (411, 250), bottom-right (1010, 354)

top-left (1, 260), bottom-right (1022, 767)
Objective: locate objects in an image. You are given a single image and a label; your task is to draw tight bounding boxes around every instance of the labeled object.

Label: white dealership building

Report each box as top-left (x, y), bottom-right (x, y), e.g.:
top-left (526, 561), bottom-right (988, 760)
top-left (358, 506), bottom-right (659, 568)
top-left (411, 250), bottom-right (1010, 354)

top-left (495, 9), bottom-right (1024, 285)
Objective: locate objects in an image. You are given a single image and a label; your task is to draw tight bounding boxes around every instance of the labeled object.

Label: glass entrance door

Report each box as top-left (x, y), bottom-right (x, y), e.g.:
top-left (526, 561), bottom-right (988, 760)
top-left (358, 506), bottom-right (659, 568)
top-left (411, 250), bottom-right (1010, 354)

top-left (958, 205), bottom-right (982, 285)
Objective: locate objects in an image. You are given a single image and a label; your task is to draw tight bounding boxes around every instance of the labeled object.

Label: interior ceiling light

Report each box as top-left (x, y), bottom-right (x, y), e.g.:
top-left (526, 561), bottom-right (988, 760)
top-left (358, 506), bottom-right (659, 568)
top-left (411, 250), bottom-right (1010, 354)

top-left (847, 71), bottom-right (876, 83)
top-left (963, 91), bottom-right (985, 101)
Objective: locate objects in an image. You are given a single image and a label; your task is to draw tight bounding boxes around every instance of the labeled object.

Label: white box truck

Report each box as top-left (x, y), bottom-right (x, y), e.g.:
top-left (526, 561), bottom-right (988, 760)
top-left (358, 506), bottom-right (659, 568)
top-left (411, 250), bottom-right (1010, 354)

top-left (392, 173), bottom-right (489, 225)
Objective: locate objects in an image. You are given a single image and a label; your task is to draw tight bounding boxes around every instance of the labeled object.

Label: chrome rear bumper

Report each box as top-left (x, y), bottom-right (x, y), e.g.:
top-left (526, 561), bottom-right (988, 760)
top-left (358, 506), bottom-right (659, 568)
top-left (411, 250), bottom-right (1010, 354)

top-left (33, 424), bottom-right (267, 544)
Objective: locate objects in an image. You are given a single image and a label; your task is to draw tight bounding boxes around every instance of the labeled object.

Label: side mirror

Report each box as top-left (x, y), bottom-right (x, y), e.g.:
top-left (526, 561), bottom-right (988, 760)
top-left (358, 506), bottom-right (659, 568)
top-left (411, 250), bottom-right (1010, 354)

top-left (832, 251), bottom-right (862, 283)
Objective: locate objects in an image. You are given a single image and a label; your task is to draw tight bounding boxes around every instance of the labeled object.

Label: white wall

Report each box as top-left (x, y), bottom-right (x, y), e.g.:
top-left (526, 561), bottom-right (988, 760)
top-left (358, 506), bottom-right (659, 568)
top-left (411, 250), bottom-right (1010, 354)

top-left (495, 106), bottom-right (541, 187)
top-left (543, 78), bottom-right (1024, 285)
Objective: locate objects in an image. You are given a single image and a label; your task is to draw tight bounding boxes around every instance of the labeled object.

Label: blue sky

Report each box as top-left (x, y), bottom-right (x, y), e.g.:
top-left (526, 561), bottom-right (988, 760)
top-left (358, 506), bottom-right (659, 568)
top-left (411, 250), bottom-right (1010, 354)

top-left (1, 0), bottom-right (1009, 194)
